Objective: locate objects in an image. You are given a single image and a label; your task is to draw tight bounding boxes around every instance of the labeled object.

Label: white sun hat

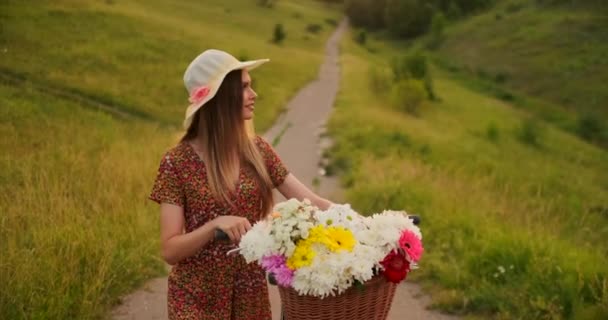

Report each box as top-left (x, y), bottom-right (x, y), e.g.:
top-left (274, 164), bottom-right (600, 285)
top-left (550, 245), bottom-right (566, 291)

top-left (182, 49), bottom-right (269, 129)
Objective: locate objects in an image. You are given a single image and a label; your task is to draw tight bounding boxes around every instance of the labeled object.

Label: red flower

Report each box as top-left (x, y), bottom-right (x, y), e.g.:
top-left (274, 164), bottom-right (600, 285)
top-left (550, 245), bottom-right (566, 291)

top-left (380, 250), bottom-right (411, 283)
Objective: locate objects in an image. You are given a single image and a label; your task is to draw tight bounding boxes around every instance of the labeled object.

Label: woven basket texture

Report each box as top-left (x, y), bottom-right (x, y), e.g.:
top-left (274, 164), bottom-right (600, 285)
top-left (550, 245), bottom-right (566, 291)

top-left (278, 275), bottom-right (397, 320)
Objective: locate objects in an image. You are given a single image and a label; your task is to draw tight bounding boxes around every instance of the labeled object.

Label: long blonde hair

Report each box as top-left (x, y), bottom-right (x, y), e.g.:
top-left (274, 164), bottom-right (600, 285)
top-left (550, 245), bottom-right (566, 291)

top-left (181, 70), bottom-right (274, 219)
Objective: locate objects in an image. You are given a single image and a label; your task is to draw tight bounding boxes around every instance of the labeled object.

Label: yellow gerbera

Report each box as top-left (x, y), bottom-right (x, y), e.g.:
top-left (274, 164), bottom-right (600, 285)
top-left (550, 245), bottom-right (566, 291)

top-left (325, 227), bottom-right (356, 252)
top-left (287, 243), bottom-right (315, 269)
top-left (306, 225), bottom-right (331, 247)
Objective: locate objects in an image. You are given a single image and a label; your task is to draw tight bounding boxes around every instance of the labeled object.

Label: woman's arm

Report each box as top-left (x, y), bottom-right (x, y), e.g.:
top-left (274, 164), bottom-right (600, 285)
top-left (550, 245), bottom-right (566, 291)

top-left (160, 203), bottom-right (251, 265)
top-left (276, 173), bottom-right (333, 210)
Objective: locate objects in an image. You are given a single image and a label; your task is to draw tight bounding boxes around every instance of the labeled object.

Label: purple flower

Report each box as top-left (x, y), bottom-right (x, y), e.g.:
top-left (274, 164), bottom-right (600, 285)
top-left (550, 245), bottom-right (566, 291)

top-left (273, 265), bottom-right (295, 286)
top-left (261, 254), bottom-right (286, 271)
top-left (261, 254), bottom-right (294, 286)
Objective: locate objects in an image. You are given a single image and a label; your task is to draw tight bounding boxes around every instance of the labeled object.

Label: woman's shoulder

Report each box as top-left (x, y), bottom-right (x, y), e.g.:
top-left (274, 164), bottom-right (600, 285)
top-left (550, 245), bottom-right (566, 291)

top-left (253, 135), bottom-right (272, 149)
top-left (159, 141), bottom-right (192, 165)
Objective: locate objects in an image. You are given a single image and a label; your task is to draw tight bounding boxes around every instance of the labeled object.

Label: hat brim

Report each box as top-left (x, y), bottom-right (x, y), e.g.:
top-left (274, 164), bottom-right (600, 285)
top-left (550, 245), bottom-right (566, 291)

top-left (183, 58), bottom-right (269, 129)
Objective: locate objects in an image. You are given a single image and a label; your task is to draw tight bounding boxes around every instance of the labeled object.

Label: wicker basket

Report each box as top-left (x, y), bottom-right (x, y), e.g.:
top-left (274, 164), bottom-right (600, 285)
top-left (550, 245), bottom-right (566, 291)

top-left (278, 275), bottom-right (397, 320)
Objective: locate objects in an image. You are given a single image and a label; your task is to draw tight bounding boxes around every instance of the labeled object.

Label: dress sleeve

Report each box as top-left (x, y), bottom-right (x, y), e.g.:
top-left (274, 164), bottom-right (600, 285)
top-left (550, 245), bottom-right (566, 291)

top-left (149, 153), bottom-right (185, 207)
top-left (255, 136), bottom-right (289, 187)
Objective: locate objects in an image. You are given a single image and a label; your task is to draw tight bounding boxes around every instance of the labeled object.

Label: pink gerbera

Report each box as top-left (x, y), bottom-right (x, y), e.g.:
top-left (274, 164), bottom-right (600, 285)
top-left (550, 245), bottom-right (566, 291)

top-left (398, 230), bottom-right (424, 262)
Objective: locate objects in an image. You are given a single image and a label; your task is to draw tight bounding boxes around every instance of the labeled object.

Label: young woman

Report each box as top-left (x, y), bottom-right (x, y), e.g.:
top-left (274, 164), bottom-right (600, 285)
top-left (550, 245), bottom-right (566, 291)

top-left (149, 49), bottom-right (332, 319)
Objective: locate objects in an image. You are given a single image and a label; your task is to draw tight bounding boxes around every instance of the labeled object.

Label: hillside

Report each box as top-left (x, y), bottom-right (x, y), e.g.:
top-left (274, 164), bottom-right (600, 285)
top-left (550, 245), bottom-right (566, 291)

top-left (327, 20), bottom-right (608, 320)
top-left (435, 0), bottom-right (608, 145)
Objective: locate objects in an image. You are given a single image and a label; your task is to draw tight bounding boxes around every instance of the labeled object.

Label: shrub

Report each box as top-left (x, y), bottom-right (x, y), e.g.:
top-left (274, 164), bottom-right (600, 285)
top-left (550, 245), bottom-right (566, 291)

top-left (306, 23), bottom-right (322, 34)
top-left (390, 79), bottom-right (426, 115)
top-left (325, 18), bottom-right (338, 26)
top-left (405, 52), bottom-right (428, 79)
top-left (391, 53), bottom-right (425, 81)
top-left (486, 122), bottom-right (500, 143)
top-left (427, 12), bottom-right (447, 50)
top-left (258, 0), bottom-right (277, 8)
top-left (272, 23), bottom-right (286, 44)
top-left (345, 0), bottom-right (387, 30)
top-left (355, 30), bottom-right (367, 45)
top-left (517, 118), bottom-right (542, 147)
top-left (368, 65), bottom-right (391, 93)
top-left (391, 52), bottom-right (436, 100)
top-left (577, 112), bottom-right (608, 146)
top-left (384, 0), bottom-right (433, 39)
top-left (424, 73), bottom-right (437, 100)
top-left (494, 71), bottom-right (509, 84)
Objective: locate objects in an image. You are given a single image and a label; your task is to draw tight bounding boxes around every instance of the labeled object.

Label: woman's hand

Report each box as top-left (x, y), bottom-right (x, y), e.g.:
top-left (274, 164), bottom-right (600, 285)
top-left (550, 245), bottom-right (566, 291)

top-left (212, 216), bottom-right (252, 243)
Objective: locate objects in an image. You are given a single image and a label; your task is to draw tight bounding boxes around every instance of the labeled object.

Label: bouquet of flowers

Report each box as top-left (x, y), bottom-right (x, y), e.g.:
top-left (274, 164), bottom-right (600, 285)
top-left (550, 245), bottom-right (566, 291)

top-left (238, 198), bottom-right (423, 298)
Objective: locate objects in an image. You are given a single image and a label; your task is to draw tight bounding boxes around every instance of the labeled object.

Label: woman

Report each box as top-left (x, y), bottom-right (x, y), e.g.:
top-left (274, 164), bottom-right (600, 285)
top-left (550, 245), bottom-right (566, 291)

top-left (149, 49), bottom-right (332, 319)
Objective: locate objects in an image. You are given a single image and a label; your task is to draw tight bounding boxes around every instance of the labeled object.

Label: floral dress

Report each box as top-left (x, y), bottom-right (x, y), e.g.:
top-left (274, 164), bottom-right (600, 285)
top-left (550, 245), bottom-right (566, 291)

top-left (149, 136), bottom-right (289, 320)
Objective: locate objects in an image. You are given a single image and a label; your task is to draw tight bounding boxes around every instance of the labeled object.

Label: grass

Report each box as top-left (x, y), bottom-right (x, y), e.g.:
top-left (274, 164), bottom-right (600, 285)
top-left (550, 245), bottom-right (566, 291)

top-left (0, 0), bottom-right (341, 318)
top-left (0, 0), bottom-right (341, 132)
top-left (0, 82), bottom-right (171, 319)
top-left (432, 0), bottom-right (608, 146)
top-left (328, 27), bottom-right (608, 319)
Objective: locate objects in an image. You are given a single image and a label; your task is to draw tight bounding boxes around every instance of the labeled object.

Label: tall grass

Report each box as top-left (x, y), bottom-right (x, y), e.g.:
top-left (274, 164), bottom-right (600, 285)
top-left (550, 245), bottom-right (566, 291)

top-left (327, 29), bottom-right (608, 319)
top-left (0, 83), bottom-right (172, 318)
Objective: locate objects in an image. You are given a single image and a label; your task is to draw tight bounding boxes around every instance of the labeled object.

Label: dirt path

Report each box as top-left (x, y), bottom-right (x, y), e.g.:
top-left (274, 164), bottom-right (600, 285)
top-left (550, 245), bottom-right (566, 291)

top-left (111, 18), bottom-right (457, 320)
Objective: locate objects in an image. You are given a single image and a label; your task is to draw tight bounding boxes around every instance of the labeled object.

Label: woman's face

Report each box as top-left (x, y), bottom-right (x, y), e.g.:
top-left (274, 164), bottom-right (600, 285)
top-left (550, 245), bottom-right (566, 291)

top-left (241, 69), bottom-right (257, 120)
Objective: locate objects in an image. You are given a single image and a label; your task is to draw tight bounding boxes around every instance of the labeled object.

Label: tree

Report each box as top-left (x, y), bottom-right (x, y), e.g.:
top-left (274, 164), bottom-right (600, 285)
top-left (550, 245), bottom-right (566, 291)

top-left (345, 0), bottom-right (387, 29)
top-left (384, 0), bottom-right (433, 39)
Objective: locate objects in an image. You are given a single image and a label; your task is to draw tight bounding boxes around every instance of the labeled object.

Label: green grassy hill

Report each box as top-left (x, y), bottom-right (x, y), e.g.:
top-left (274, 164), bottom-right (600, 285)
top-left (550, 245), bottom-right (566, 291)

top-left (328, 23), bottom-right (608, 320)
top-left (0, 1), bottom-right (341, 318)
top-left (433, 0), bottom-right (608, 146)
top-left (1, 0), bottom-right (340, 130)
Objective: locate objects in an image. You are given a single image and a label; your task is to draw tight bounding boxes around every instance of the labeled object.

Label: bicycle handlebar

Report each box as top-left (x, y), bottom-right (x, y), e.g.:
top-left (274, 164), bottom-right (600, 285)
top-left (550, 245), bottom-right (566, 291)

top-left (214, 215), bottom-right (421, 241)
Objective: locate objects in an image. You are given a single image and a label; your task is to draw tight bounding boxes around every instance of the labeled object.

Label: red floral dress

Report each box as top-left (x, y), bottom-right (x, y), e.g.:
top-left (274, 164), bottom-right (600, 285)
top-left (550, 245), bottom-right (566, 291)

top-left (149, 136), bottom-right (289, 320)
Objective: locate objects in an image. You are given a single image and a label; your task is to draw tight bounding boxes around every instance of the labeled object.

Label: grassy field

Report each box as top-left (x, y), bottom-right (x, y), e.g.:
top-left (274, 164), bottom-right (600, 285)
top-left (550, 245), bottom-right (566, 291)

top-left (0, 0), bottom-right (341, 131)
top-left (327, 28), bottom-right (608, 319)
top-left (0, 0), bottom-right (341, 318)
top-left (432, 0), bottom-right (608, 146)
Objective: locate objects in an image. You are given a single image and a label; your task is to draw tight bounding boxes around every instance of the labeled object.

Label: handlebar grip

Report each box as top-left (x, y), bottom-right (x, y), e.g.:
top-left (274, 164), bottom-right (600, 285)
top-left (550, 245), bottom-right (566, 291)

top-left (409, 215), bottom-right (421, 225)
top-left (215, 229), bottom-right (229, 241)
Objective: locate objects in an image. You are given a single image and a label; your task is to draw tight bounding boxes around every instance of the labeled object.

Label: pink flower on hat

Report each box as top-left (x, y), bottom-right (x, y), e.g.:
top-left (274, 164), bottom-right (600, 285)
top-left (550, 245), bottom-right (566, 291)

top-left (188, 85), bottom-right (210, 104)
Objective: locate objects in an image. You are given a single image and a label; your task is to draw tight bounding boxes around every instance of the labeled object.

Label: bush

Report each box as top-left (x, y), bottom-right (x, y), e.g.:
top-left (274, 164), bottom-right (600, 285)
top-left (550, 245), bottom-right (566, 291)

top-left (517, 118), bottom-right (543, 147)
top-left (577, 112), bottom-right (608, 146)
top-left (391, 52), bottom-right (436, 99)
top-left (424, 73), bottom-right (437, 100)
top-left (325, 18), bottom-right (338, 26)
top-left (427, 12), bottom-right (447, 50)
top-left (355, 30), bottom-right (367, 45)
top-left (486, 122), bottom-right (500, 143)
top-left (390, 79), bottom-right (427, 115)
top-left (368, 65), bottom-right (391, 93)
top-left (447, 0), bottom-right (463, 18)
top-left (494, 71), bottom-right (509, 84)
top-left (272, 23), bottom-right (286, 44)
top-left (306, 23), bottom-right (322, 34)
top-left (384, 0), bottom-right (433, 39)
top-left (345, 0), bottom-right (387, 29)
top-left (257, 0), bottom-right (277, 8)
